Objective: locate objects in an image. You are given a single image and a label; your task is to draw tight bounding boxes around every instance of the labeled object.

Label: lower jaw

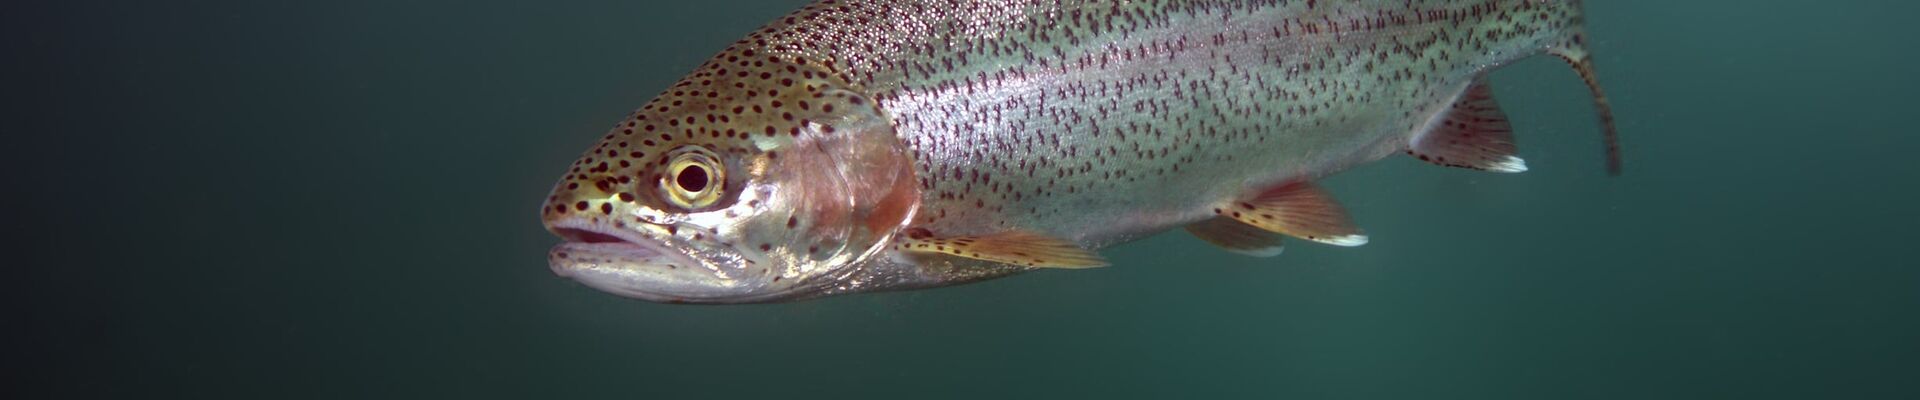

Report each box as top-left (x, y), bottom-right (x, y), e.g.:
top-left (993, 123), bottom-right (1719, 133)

top-left (547, 242), bottom-right (768, 303)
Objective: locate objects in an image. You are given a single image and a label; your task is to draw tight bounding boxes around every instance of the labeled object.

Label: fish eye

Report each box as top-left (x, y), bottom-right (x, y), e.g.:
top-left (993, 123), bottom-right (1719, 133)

top-left (675, 164), bottom-right (709, 192)
top-left (662, 146), bottom-right (725, 210)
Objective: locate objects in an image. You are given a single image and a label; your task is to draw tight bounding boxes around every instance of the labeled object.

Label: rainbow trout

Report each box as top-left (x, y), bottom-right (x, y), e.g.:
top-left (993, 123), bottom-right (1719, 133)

top-left (540, 0), bottom-right (1620, 303)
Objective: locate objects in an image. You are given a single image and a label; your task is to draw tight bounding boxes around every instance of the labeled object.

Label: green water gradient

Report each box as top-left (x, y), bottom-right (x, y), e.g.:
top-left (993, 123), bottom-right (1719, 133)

top-left (6, 0), bottom-right (1917, 398)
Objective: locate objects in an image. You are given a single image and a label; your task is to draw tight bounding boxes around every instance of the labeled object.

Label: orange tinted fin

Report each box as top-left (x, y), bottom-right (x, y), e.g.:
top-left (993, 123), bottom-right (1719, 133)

top-left (1410, 78), bottom-right (1527, 173)
top-left (897, 229), bottom-right (1108, 269)
top-left (1213, 181), bottom-right (1368, 247)
top-left (1185, 217), bottom-right (1285, 257)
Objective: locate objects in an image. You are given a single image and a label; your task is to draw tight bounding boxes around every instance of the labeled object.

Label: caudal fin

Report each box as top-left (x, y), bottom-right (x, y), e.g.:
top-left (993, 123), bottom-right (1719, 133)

top-left (1550, 44), bottom-right (1623, 176)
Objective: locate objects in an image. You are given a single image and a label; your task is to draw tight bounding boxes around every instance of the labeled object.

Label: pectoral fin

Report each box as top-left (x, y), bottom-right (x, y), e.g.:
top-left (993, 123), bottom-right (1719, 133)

top-left (1214, 181), bottom-right (1368, 247)
top-left (1409, 78), bottom-right (1526, 173)
top-left (1186, 217), bottom-right (1285, 257)
top-left (897, 229), bottom-right (1108, 269)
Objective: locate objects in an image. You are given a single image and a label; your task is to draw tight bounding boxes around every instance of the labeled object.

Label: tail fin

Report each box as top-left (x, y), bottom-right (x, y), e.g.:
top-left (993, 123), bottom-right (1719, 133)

top-left (1551, 40), bottom-right (1623, 176)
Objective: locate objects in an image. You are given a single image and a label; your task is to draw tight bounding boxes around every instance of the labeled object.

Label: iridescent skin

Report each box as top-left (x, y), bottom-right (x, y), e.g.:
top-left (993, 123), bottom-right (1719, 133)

top-left (541, 0), bottom-right (1605, 303)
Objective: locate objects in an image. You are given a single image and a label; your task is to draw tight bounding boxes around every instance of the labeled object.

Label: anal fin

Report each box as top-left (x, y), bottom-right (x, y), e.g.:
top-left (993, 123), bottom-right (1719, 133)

top-left (1186, 217), bottom-right (1285, 257)
top-left (1409, 78), bottom-right (1527, 173)
top-left (1214, 181), bottom-right (1368, 247)
top-left (897, 229), bottom-right (1108, 269)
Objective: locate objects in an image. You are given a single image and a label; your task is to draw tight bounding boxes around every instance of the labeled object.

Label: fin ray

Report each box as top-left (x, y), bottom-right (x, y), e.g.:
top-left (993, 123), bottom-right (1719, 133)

top-left (1410, 78), bottom-right (1526, 173)
top-left (1214, 181), bottom-right (1367, 247)
top-left (898, 229), bottom-right (1108, 269)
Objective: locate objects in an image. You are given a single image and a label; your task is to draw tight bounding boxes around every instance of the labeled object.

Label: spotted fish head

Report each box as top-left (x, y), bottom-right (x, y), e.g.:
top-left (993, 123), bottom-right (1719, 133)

top-left (541, 56), bottom-right (917, 303)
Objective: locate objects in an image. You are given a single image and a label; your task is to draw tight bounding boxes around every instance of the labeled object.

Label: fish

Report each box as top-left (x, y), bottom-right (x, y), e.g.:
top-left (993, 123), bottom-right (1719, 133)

top-left (539, 0), bottom-right (1620, 304)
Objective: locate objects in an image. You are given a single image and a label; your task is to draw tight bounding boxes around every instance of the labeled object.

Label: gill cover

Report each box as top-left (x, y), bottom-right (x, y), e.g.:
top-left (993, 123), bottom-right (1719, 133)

top-left (748, 85), bottom-right (919, 289)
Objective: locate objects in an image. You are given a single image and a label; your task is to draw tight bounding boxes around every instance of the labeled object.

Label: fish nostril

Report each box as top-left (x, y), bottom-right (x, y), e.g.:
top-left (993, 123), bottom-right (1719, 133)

top-left (556, 228), bottom-right (627, 244)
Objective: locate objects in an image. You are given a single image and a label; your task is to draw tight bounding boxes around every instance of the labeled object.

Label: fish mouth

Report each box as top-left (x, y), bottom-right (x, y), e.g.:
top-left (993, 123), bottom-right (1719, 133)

top-left (552, 227), bottom-right (632, 245)
top-left (545, 221), bottom-right (759, 303)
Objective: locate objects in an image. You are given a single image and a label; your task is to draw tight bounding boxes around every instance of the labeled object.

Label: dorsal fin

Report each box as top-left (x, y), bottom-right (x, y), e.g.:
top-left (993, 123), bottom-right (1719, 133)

top-left (1185, 217), bottom-right (1285, 257)
top-left (1213, 181), bottom-right (1367, 247)
top-left (896, 229), bottom-right (1108, 269)
top-left (1409, 78), bottom-right (1527, 173)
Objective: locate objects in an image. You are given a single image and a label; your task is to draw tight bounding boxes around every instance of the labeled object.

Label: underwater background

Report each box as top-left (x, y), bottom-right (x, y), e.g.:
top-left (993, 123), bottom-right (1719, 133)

top-left (7, 0), bottom-right (1918, 398)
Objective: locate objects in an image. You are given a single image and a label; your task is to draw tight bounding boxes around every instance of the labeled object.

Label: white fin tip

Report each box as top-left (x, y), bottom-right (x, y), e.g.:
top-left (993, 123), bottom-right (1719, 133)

top-left (1489, 155), bottom-right (1529, 173)
top-left (1321, 235), bottom-right (1370, 247)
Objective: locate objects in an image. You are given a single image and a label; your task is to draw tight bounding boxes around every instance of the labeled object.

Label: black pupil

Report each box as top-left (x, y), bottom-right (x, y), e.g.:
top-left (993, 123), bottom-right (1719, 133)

top-left (676, 165), bottom-right (709, 192)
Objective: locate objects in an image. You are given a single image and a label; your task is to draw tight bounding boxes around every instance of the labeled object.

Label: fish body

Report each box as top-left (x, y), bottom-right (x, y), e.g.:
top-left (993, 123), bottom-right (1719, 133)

top-left (541, 0), bottom-right (1618, 303)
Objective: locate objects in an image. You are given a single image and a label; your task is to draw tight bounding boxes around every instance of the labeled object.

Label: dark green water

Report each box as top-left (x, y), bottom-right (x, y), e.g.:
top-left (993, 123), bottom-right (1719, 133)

top-left (8, 0), bottom-right (1917, 398)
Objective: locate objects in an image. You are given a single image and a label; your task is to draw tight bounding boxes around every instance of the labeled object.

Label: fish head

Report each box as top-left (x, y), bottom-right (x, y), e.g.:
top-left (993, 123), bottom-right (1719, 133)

top-left (541, 61), bottom-right (917, 304)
